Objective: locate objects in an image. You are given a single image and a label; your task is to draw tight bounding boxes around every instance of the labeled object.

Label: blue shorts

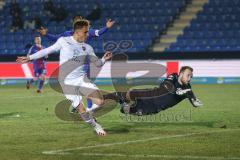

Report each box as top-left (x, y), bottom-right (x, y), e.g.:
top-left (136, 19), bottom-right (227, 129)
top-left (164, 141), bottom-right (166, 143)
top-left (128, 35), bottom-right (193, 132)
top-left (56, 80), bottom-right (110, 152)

top-left (34, 68), bottom-right (46, 77)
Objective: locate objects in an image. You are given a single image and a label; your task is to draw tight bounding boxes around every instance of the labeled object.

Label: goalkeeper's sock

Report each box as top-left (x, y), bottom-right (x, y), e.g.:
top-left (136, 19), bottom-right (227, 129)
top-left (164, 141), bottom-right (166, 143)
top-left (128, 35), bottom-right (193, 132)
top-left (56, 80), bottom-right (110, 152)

top-left (103, 92), bottom-right (119, 101)
top-left (103, 92), bottom-right (128, 103)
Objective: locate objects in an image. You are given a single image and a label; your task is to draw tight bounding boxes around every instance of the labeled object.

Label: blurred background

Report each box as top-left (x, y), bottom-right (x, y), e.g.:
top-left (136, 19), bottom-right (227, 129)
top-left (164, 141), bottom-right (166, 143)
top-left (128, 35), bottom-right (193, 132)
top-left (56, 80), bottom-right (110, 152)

top-left (0, 2), bottom-right (240, 159)
top-left (0, 0), bottom-right (240, 84)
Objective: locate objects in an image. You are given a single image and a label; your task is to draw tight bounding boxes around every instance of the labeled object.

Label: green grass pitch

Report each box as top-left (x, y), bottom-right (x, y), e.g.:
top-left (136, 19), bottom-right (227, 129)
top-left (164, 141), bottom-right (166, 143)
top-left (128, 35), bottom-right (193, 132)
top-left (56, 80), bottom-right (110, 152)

top-left (0, 84), bottom-right (240, 160)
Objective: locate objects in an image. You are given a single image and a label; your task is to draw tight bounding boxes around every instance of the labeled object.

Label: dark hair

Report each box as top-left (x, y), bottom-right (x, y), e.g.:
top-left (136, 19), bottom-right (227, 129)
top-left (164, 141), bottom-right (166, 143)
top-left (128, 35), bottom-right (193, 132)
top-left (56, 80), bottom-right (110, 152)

top-left (73, 19), bottom-right (89, 31)
top-left (34, 35), bottom-right (41, 40)
top-left (72, 15), bottom-right (82, 23)
top-left (179, 66), bottom-right (193, 73)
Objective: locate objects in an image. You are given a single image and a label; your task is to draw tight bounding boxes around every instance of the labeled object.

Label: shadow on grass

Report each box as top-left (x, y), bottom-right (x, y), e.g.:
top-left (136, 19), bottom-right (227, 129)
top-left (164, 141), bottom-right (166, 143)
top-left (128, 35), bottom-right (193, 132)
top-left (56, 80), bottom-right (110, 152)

top-left (103, 121), bottom-right (240, 136)
top-left (105, 121), bottom-right (230, 131)
top-left (105, 126), bottom-right (130, 134)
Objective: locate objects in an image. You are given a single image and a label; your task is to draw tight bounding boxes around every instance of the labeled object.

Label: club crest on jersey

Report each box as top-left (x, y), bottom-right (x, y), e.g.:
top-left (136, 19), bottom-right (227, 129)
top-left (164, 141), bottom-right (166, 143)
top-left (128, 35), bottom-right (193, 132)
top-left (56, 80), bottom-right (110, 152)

top-left (82, 46), bottom-right (86, 51)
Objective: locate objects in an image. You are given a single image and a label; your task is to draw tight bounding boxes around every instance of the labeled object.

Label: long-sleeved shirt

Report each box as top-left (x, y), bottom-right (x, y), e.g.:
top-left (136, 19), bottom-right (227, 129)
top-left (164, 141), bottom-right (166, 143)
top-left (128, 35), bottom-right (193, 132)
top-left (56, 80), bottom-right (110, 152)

top-left (130, 73), bottom-right (198, 115)
top-left (45, 27), bottom-right (108, 78)
top-left (29, 36), bottom-right (105, 79)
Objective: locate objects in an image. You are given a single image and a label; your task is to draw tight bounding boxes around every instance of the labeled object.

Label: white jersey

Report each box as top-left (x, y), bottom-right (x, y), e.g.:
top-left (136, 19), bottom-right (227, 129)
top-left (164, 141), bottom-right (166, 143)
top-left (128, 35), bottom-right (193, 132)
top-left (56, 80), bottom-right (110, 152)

top-left (29, 36), bottom-right (105, 79)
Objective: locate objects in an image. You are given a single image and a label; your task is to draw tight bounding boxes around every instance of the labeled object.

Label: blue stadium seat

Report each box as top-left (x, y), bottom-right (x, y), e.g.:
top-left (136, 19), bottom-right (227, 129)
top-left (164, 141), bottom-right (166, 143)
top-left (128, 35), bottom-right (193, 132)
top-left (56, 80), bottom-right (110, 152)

top-left (0, 0), bottom-right (187, 54)
top-left (167, 0), bottom-right (240, 52)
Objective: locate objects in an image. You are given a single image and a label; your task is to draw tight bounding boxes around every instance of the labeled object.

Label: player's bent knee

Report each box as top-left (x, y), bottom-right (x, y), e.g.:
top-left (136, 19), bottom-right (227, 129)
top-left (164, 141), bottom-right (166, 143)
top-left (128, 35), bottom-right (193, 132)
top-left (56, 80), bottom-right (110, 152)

top-left (94, 99), bottom-right (104, 106)
top-left (87, 90), bottom-right (104, 106)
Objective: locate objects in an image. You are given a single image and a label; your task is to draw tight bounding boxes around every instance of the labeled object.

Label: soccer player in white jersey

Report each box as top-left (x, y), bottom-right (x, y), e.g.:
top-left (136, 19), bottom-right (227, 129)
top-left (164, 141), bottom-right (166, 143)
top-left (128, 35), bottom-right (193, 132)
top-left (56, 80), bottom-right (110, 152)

top-left (16, 20), bottom-right (112, 136)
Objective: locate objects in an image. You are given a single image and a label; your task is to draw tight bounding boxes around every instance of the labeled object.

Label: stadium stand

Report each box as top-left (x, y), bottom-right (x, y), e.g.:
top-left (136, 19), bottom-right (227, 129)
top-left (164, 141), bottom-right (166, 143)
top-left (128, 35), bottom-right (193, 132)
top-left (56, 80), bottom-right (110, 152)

top-left (1, 0), bottom-right (240, 57)
top-left (166, 0), bottom-right (240, 52)
top-left (0, 0), bottom-right (187, 55)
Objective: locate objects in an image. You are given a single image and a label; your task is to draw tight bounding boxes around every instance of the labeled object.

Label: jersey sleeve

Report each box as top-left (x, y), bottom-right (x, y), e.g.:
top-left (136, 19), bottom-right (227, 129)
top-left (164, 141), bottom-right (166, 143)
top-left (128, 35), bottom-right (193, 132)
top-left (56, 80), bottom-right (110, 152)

top-left (29, 38), bottom-right (62, 60)
top-left (159, 73), bottom-right (177, 93)
top-left (88, 27), bottom-right (108, 38)
top-left (186, 84), bottom-right (196, 98)
top-left (185, 84), bottom-right (198, 106)
top-left (88, 45), bottom-right (105, 67)
top-left (162, 73), bottom-right (178, 87)
top-left (45, 31), bottom-right (71, 42)
top-left (45, 33), bottom-right (61, 42)
top-left (166, 73), bottom-right (178, 82)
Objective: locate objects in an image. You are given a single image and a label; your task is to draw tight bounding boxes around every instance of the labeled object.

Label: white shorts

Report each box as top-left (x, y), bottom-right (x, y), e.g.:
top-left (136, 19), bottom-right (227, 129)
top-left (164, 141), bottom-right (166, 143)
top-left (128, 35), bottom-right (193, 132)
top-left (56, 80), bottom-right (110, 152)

top-left (62, 76), bottom-right (99, 108)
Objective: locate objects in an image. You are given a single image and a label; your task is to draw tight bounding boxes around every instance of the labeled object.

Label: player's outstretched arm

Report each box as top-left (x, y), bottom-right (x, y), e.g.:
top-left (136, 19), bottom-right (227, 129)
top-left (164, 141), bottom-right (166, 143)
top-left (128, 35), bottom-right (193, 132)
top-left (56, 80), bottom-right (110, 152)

top-left (38, 27), bottom-right (66, 42)
top-left (89, 47), bottom-right (112, 67)
top-left (186, 88), bottom-right (203, 107)
top-left (96, 51), bottom-right (112, 67)
top-left (16, 39), bottom-right (62, 63)
top-left (17, 45), bottom-right (33, 63)
top-left (89, 19), bottom-right (115, 38)
top-left (191, 98), bottom-right (203, 107)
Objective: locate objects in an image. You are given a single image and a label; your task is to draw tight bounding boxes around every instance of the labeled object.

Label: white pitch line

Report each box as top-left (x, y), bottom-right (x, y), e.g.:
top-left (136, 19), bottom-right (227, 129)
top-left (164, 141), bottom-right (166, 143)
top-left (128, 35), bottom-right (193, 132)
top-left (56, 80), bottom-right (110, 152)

top-left (42, 128), bottom-right (240, 155)
top-left (80, 153), bottom-right (240, 160)
top-left (21, 64), bottom-right (33, 78)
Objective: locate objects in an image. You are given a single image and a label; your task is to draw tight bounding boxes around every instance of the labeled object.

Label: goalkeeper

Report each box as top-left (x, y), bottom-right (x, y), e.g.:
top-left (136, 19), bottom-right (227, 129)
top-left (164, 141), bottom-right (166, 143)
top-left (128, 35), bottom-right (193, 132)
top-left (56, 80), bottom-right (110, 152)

top-left (103, 66), bottom-right (203, 115)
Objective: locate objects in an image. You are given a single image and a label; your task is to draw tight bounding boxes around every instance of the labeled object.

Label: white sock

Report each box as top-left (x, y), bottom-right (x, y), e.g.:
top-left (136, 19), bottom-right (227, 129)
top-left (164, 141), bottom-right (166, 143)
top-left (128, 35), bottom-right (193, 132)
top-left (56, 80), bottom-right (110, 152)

top-left (87, 103), bottom-right (100, 112)
top-left (86, 118), bottom-right (97, 127)
top-left (80, 112), bottom-right (96, 127)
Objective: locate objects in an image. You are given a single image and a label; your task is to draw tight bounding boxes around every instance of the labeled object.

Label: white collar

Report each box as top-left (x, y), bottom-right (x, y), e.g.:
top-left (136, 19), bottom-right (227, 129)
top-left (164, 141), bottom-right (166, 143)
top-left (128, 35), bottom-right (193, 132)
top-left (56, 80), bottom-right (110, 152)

top-left (70, 36), bottom-right (85, 44)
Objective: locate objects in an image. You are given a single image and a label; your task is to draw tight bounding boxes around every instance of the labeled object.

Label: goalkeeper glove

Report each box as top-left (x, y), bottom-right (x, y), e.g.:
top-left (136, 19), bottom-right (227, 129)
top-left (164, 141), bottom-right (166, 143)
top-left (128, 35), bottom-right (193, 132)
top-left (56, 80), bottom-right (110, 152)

top-left (192, 98), bottom-right (203, 107)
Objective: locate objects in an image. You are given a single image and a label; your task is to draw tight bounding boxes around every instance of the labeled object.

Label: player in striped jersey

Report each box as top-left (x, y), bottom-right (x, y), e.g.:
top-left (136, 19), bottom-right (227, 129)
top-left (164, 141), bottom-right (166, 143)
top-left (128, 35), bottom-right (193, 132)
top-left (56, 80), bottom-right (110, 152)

top-left (26, 36), bottom-right (47, 93)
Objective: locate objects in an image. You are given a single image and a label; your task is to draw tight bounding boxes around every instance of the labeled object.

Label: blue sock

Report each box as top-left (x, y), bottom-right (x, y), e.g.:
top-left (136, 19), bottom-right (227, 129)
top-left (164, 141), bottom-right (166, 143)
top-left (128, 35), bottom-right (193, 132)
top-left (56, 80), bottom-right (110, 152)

top-left (38, 79), bottom-right (44, 90)
top-left (87, 99), bottom-right (92, 109)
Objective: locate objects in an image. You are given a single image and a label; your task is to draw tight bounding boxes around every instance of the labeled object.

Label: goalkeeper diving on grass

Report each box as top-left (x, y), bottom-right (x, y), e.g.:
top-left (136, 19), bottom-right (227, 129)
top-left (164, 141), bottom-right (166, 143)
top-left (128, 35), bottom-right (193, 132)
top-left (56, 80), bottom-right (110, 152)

top-left (103, 66), bottom-right (203, 115)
